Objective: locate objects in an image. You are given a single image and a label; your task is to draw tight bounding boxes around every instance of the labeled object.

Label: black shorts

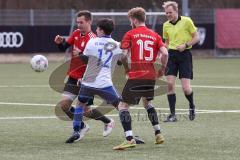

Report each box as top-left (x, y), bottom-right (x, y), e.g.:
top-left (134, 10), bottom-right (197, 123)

top-left (63, 76), bottom-right (80, 95)
top-left (165, 49), bottom-right (193, 79)
top-left (121, 79), bottom-right (155, 105)
top-left (63, 76), bottom-right (93, 106)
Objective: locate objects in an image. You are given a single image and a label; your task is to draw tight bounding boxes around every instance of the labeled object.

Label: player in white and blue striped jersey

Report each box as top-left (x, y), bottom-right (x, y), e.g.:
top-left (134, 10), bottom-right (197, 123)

top-left (66, 18), bottom-right (124, 143)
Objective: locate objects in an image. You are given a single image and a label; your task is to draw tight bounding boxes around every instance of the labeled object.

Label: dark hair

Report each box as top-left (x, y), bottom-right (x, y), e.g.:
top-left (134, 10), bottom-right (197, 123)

top-left (97, 18), bottom-right (114, 35)
top-left (128, 7), bottom-right (146, 22)
top-left (76, 10), bottom-right (92, 21)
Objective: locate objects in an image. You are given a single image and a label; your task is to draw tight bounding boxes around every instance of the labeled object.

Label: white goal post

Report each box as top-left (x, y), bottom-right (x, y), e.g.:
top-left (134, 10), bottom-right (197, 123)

top-left (91, 12), bottom-right (165, 16)
top-left (65, 11), bottom-right (165, 59)
top-left (69, 11), bottom-right (165, 34)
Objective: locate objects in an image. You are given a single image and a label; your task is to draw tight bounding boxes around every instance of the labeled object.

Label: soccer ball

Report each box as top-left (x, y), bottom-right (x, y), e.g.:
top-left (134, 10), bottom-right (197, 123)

top-left (30, 55), bottom-right (48, 72)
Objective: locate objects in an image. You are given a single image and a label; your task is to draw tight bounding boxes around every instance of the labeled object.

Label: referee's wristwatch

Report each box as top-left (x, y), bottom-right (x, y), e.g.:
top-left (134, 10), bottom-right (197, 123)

top-left (185, 43), bottom-right (190, 48)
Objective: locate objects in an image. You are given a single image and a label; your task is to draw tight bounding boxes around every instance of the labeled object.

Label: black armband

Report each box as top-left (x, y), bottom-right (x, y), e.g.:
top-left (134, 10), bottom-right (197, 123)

top-left (185, 43), bottom-right (190, 48)
top-left (58, 39), bottom-right (71, 51)
top-left (79, 54), bottom-right (89, 64)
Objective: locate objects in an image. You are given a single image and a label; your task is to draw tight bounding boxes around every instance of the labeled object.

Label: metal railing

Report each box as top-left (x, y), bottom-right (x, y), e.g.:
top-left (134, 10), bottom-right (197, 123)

top-left (0, 9), bottom-right (214, 26)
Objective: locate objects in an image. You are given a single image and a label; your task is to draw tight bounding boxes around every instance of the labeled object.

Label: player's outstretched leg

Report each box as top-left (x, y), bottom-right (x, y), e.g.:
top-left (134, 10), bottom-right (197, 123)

top-left (57, 99), bottom-right (89, 133)
top-left (84, 108), bottom-right (115, 137)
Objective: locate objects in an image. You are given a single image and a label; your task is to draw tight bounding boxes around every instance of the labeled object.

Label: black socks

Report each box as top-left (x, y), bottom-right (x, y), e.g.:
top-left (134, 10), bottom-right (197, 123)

top-left (167, 94), bottom-right (176, 115)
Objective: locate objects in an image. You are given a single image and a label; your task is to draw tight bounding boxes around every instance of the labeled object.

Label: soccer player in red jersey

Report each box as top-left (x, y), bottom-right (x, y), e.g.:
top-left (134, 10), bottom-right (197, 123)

top-left (113, 7), bottom-right (168, 150)
top-left (54, 10), bottom-right (114, 140)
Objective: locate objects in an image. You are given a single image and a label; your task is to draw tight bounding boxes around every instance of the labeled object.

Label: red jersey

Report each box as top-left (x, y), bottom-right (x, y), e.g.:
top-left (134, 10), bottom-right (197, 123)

top-left (66, 29), bottom-right (96, 79)
top-left (121, 26), bottom-right (164, 79)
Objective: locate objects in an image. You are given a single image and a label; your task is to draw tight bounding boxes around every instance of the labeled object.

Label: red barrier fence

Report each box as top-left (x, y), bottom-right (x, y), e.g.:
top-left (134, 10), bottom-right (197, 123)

top-left (216, 9), bottom-right (240, 49)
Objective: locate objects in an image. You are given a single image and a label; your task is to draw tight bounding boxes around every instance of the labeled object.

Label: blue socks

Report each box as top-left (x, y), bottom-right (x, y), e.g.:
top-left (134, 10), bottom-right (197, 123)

top-left (73, 106), bottom-right (84, 132)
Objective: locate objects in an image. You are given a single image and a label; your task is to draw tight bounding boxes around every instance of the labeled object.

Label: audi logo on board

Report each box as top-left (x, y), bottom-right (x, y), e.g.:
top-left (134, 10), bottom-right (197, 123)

top-left (0, 32), bottom-right (24, 48)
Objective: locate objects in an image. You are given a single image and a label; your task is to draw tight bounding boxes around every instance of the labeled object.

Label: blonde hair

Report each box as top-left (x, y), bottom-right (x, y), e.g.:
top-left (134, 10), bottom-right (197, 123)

top-left (162, 1), bottom-right (178, 11)
top-left (128, 7), bottom-right (146, 22)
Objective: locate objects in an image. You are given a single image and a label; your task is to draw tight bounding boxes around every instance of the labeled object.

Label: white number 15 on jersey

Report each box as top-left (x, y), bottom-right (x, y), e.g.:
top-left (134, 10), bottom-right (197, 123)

top-left (137, 40), bottom-right (154, 61)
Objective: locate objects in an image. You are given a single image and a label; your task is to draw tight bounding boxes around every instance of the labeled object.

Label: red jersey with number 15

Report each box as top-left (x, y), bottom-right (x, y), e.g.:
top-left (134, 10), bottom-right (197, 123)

top-left (121, 26), bottom-right (164, 80)
top-left (66, 29), bottom-right (96, 79)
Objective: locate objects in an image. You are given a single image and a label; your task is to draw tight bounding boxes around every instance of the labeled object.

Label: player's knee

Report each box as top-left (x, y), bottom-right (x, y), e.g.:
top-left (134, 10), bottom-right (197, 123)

top-left (182, 86), bottom-right (192, 95)
top-left (142, 98), bottom-right (150, 108)
top-left (78, 96), bottom-right (90, 104)
top-left (57, 100), bottom-right (72, 112)
top-left (84, 106), bottom-right (91, 113)
top-left (167, 82), bottom-right (175, 92)
top-left (83, 106), bottom-right (91, 117)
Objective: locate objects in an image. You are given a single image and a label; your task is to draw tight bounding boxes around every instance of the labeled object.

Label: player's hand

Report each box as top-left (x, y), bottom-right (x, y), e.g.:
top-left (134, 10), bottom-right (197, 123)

top-left (176, 44), bottom-right (186, 52)
top-left (156, 67), bottom-right (165, 78)
top-left (54, 35), bottom-right (64, 44)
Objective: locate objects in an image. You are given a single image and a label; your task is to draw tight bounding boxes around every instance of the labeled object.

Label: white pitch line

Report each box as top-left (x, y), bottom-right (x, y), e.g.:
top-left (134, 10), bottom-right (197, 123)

top-left (0, 85), bottom-right (49, 88)
top-left (1, 102), bottom-right (240, 113)
top-left (176, 85), bottom-right (240, 90)
top-left (196, 110), bottom-right (240, 113)
top-left (0, 116), bottom-right (57, 120)
top-left (0, 102), bottom-right (54, 107)
top-left (0, 84), bottom-right (240, 89)
top-left (0, 101), bottom-right (240, 121)
top-left (1, 110), bottom-right (240, 120)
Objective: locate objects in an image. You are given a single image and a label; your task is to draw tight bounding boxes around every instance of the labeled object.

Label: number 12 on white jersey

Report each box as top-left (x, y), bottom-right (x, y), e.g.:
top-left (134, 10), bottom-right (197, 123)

top-left (97, 49), bottom-right (113, 68)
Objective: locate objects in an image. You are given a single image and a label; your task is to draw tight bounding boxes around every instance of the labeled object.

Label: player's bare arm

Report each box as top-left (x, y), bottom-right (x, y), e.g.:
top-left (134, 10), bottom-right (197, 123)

top-left (186, 31), bottom-right (199, 47)
top-left (120, 54), bottom-right (130, 74)
top-left (165, 39), bottom-right (169, 49)
top-left (176, 32), bottom-right (199, 52)
top-left (157, 46), bottom-right (168, 78)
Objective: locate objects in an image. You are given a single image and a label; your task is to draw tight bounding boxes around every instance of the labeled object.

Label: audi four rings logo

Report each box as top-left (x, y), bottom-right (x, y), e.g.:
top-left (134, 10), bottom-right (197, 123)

top-left (0, 32), bottom-right (24, 48)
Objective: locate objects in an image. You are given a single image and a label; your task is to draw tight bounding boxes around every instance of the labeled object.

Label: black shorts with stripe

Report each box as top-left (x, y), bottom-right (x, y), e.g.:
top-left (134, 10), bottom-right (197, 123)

top-left (121, 79), bottom-right (155, 105)
top-left (165, 49), bottom-right (193, 79)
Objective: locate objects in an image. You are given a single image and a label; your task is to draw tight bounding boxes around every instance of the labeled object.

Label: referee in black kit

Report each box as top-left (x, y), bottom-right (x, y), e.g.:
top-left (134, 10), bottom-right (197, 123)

top-left (162, 1), bottom-right (199, 122)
